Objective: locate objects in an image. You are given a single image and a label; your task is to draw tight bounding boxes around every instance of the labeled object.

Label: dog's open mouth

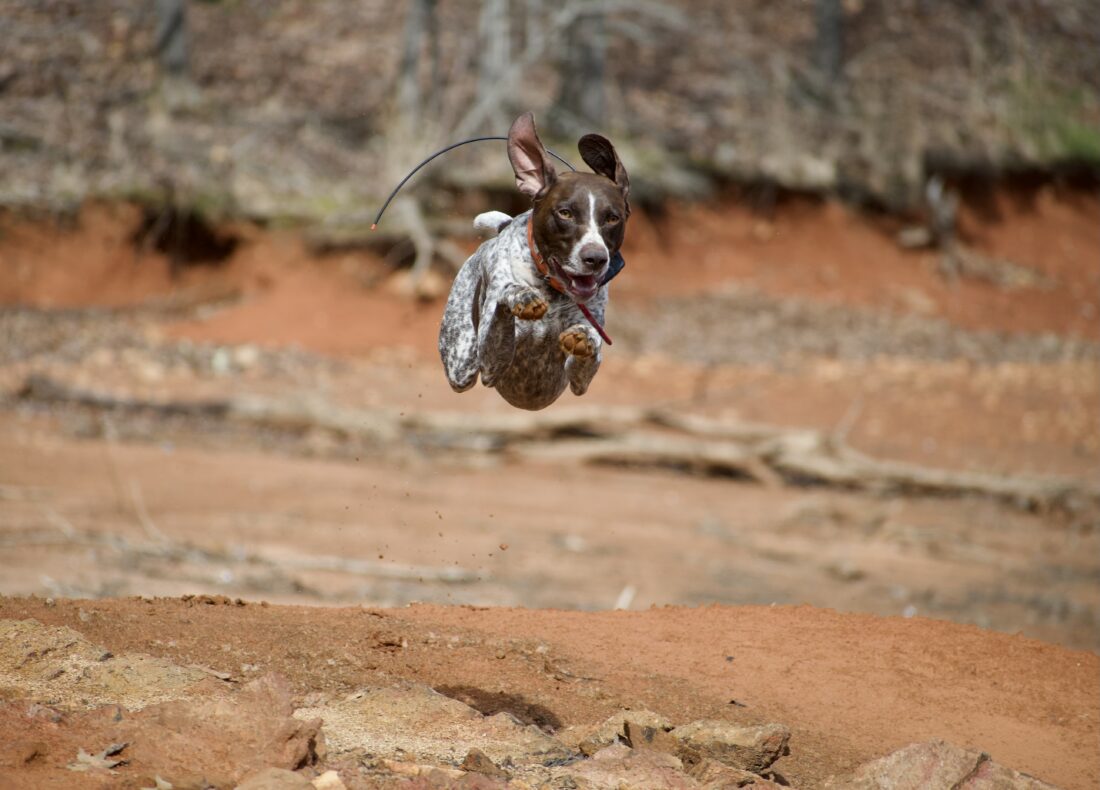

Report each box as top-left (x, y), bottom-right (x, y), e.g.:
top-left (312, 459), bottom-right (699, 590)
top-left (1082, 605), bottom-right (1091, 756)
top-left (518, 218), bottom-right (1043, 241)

top-left (550, 260), bottom-right (601, 302)
top-left (564, 273), bottom-right (598, 301)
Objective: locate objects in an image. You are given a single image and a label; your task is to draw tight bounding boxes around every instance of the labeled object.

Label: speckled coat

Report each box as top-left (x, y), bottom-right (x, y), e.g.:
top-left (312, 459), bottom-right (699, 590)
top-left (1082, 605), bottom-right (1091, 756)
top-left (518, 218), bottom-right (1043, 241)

top-left (438, 209), bottom-right (606, 411)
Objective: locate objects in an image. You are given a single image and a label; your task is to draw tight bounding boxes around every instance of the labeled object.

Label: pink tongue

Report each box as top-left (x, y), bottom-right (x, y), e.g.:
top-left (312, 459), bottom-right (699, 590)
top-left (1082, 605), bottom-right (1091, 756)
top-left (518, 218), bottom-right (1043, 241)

top-left (571, 275), bottom-right (597, 291)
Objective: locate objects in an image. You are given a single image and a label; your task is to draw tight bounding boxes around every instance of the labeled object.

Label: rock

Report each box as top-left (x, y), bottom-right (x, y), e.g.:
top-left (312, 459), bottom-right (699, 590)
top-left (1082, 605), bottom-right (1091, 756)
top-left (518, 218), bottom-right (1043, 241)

top-left (236, 767), bottom-right (313, 790)
top-left (384, 268), bottom-right (449, 301)
top-left (0, 618), bottom-right (207, 710)
top-left (234, 344), bottom-right (261, 370)
top-left (0, 673), bottom-right (320, 788)
top-left (294, 682), bottom-right (567, 770)
top-left (310, 770), bottom-right (347, 790)
top-left (559, 743), bottom-right (696, 789)
top-left (294, 681), bottom-right (571, 767)
top-left (896, 226), bottom-right (934, 250)
top-left (0, 738), bottom-right (46, 767)
top-left (447, 774), bottom-right (511, 789)
top-left (461, 747), bottom-right (510, 779)
top-left (120, 674), bottom-right (324, 788)
top-left (567, 708), bottom-right (673, 756)
top-left (823, 740), bottom-right (1061, 789)
top-left (688, 757), bottom-right (788, 788)
top-left (623, 720), bottom-right (680, 754)
top-left (670, 721), bottom-right (790, 774)
top-left (379, 759), bottom-right (466, 783)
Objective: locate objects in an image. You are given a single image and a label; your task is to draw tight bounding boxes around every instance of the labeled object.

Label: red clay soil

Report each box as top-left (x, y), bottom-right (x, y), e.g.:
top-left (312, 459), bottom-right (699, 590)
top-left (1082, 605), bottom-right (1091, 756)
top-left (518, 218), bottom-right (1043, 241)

top-left (2, 188), bottom-right (1097, 358)
top-left (163, 231), bottom-right (443, 357)
top-left (0, 203), bottom-right (443, 356)
top-left (0, 597), bottom-right (1096, 789)
top-left (616, 186), bottom-right (1100, 339)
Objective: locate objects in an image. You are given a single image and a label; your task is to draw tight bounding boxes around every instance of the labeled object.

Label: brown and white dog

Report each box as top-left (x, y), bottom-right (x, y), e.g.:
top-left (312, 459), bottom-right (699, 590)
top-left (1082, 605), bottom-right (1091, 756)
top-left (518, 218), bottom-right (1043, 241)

top-left (438, 112), bottom-right (630, 410)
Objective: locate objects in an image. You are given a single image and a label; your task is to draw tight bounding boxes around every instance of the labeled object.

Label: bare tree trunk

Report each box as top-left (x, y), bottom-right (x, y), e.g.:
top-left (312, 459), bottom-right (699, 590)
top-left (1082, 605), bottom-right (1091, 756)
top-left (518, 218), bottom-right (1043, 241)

top-left (813, 0), bottom-right (844, 81)
top-left (555, 7), bottom-right (606, 132)
top-left (154, 0), bottom-right (189, 77)
top-left (477, 0), bottom-right (512, 131)
top-left (398, 0), bottom-right (438, 127)
top-left (426, 1), bottom-right (442, 118)
top-left (524, 0), bottom-right (544, 59)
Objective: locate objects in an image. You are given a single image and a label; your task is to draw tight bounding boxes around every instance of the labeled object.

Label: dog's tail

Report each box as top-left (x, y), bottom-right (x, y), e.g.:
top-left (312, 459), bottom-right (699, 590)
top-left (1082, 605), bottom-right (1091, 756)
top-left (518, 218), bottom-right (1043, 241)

top-left (473, 211), bottom-right (513, 237)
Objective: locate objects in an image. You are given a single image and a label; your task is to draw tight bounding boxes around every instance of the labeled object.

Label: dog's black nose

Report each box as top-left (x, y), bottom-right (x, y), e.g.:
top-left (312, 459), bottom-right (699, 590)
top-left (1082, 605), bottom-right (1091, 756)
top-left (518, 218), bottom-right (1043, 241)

top-left (580, 244), bottom-right (609, 270)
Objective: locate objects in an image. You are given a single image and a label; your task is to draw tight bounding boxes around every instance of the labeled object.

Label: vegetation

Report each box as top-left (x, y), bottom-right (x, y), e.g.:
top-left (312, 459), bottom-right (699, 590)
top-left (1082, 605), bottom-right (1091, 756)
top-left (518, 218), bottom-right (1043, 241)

top-left (1, 0), bottom-right (1097, 224)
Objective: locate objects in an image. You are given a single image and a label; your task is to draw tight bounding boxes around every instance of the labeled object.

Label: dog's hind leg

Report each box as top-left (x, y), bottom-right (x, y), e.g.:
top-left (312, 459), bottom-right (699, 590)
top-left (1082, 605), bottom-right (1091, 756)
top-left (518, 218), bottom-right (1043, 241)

top-left (438, 259), bottom-right (482, 392)
top-left (477, 298), bottom-right (517, 387)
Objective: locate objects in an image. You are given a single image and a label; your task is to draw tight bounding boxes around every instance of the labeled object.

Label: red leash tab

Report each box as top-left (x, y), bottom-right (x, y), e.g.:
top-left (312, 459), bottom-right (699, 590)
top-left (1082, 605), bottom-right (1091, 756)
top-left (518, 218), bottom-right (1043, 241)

top-left (578, 303), bottom-right (613, 346)
top-left (527, 219), bottom-right (614, 346)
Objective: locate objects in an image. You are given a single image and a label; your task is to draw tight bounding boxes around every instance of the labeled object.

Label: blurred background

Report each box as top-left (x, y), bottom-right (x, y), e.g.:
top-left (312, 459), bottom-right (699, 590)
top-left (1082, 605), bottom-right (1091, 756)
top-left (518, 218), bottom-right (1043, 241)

top-left (1, 1), bottom-right (1097, 650)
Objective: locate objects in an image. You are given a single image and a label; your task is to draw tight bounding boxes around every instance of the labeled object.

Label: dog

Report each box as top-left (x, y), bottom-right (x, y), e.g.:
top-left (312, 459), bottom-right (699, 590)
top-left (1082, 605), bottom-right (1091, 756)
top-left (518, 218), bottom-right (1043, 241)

top-left (438, 112), bottom-right (630, 410)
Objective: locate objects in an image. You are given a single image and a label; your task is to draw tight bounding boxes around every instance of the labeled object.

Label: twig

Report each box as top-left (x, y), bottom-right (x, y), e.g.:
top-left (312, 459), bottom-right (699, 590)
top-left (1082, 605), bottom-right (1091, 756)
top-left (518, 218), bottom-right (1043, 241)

top-left (98, 414), bottom-right (130, 518)
top-left (128, 479), bottom-right (168, 543)
top-left (614, 584), bottom-right (636, 610)
top-left (41, 505), bottom-right (77, 539)
top-left (831, 395), bottom-right (864, 446)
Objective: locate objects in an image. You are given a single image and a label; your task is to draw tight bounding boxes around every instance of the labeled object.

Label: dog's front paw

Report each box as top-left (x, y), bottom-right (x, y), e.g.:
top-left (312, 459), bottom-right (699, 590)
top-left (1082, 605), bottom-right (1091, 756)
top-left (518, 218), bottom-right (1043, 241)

top-left (510, 288), bottom-right (548, 321)
top-left (559, 327), bottom-right (596, 358)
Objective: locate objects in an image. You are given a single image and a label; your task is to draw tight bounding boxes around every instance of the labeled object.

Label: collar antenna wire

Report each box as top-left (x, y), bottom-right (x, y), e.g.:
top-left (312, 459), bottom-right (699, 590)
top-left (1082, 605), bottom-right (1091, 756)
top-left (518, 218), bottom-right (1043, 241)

top-left (371, 136), bottom-right (576, 230)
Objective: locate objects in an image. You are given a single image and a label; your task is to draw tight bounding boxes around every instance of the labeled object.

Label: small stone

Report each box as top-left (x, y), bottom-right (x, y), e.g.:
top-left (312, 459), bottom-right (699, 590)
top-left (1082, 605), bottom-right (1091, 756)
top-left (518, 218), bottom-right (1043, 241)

top-left (381, 760), bottom-right (422, 777)
top-left (211, 348), bottom-right (232, 376)
top-left (670, 721), bottom-right (790, 773)
top-left (689, 757), bottom-right (787, 788)
top-left (384, 269), bottom-right (449, 301)
top-left (234, 345), bottom-right (260, 369)
top-left (460, 748), bottom-right (510, 779)
top-left (574, 709), bottom-right (673, 756)
top-left (310, 770), bottom-right (346, 790)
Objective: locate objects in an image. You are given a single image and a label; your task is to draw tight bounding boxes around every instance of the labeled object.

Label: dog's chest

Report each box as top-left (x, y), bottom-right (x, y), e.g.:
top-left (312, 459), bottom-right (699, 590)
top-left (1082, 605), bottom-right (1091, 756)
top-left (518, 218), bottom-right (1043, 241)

top-left (491, 227), bottom-right (542, 290)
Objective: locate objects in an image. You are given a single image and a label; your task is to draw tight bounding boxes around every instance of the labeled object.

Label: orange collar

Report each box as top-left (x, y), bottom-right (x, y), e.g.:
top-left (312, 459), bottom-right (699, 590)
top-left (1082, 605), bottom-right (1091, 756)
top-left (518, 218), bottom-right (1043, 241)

top-left (526, 217), bottom-right (612, 345)
top-left (527, 216), bottom-right (564, 293)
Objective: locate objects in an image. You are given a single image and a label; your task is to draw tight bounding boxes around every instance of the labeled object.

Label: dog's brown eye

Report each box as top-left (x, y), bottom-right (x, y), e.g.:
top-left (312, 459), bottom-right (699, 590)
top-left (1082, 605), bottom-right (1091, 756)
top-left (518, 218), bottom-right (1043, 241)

top-left (556, 208), bottom-right (573, 220)
top-left (604, 214), bottom-right (620, 225)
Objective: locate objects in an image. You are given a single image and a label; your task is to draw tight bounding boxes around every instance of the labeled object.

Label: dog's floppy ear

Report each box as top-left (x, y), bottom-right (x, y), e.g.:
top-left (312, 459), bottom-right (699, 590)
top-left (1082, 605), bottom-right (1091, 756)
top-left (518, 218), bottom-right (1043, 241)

top-left (508, 112), bottom-right (556, 200)
top-left (578, 133), bottom-right (630, 210)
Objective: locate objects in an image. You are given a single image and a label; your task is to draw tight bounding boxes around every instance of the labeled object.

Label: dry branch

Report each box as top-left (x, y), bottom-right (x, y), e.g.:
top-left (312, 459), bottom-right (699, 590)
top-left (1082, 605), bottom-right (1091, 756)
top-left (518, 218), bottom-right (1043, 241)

top-left (15, 374), bottom-right (1098, 514)
top-left (0, 529), bottom-right (481, 586)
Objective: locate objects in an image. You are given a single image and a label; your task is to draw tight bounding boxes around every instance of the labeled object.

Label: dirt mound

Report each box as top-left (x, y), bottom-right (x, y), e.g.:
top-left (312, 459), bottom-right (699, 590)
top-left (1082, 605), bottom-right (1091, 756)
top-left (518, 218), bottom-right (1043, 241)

top-left (0, 598), bottom-right (1095, 789)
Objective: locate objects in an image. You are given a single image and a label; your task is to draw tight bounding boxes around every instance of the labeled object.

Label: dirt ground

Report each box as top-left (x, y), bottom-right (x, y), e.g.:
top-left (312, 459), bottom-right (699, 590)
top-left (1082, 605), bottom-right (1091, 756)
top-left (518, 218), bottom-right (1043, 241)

top-left (0, 188), bottom-right (1098, 787)
top-left (1, 597), bottom-right (1098, 789)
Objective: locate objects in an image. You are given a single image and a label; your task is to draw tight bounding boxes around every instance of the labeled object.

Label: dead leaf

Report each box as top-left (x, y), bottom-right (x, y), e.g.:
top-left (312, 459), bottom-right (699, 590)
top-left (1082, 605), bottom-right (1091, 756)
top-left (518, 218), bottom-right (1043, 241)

top-left (68, 742), bottom-right (129, 772)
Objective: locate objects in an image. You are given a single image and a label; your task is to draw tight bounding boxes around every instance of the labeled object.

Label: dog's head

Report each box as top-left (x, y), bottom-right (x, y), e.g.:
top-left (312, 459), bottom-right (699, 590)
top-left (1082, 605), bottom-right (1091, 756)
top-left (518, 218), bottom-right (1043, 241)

top-left (508, 112), bottom-right (629, 303)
